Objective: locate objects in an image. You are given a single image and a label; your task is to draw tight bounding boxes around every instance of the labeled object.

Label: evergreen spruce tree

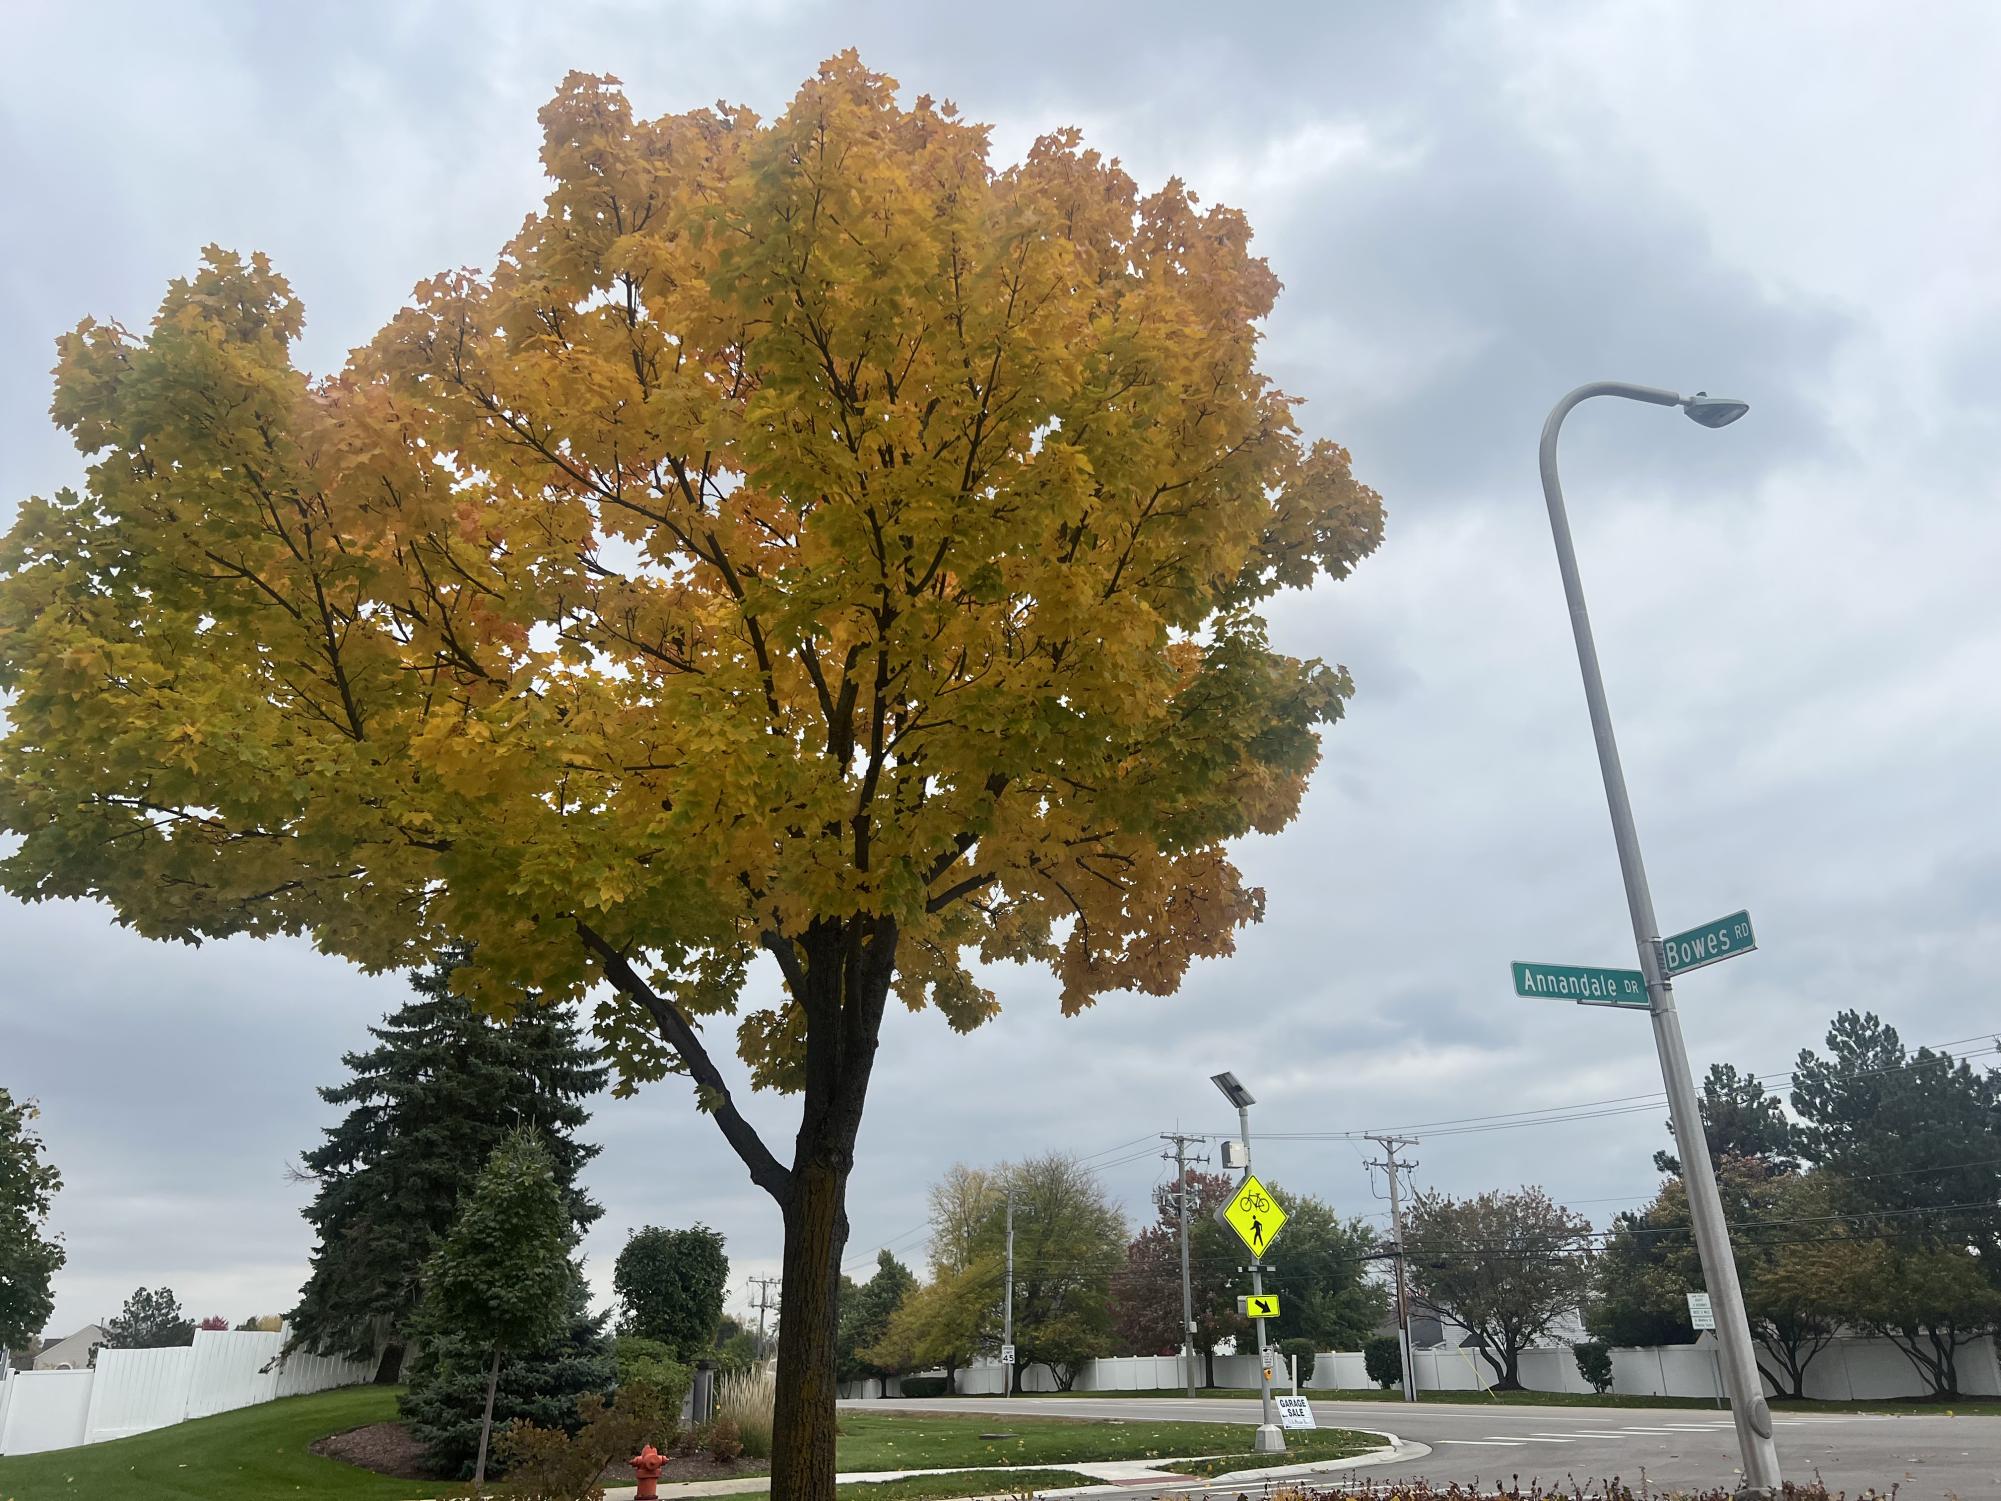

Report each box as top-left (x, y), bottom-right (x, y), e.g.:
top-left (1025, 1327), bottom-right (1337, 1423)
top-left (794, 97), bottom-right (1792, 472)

top-left (290, 946), bottom-right (607, 1376)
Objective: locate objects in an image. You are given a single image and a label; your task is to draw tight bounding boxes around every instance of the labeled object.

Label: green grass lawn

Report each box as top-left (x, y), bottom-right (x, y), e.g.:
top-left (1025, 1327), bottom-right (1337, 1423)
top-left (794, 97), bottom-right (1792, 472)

top-left (0, 1386), bottom-right (416, 1501)
top-left (0, 1385), bottom-right (1378, 1501)
top-left (832, 1409), bottom-right (1375, 1470)
top-left (834, 1472), bottom-right (1095, 1499)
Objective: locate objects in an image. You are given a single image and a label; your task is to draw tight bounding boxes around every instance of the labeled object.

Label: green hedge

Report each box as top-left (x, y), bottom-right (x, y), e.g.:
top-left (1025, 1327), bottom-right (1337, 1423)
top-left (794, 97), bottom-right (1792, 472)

top-left (896, 1376), bottom-right (950, 1398)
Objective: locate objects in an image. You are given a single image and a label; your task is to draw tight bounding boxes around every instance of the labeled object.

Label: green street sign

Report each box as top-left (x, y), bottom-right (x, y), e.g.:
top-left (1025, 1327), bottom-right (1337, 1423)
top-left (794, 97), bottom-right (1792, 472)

top-left (1511, 961), bottom-right (1648, 1007)
top-left (1662, 910), bottom-right (1756, 977)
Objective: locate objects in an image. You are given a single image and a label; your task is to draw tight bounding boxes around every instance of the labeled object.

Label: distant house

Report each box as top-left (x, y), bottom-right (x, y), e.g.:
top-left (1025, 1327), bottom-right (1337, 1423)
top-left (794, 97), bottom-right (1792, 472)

top-left (34, 1325), bottom-right (108, 1370)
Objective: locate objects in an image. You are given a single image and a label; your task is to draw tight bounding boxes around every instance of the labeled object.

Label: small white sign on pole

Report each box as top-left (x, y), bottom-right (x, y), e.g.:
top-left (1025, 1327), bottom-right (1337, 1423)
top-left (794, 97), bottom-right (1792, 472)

top-left (1274, 1394), bottom-right (1316, 1430)
top-left (999, 1344), bottom-right (1016, 1365)
top-left (1686, 1291), bottom-right (1716, 1330)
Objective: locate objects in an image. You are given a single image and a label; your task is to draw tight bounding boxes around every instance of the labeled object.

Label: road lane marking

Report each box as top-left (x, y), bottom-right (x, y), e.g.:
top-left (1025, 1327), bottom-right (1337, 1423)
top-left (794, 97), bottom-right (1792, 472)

top-left (1614, 1426), bottom-right (1684, 1432)
top-left (1439, 1440), bottom-right (1526, 1446)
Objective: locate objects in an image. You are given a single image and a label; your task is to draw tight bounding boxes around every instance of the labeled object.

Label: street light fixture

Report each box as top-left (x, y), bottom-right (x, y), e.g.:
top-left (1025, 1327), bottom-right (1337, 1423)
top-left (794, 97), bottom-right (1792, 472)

top-left (1211, 1070), bottom-right (1284, 1455)
top-left (1538, 381), bottom-right (1782, 1498)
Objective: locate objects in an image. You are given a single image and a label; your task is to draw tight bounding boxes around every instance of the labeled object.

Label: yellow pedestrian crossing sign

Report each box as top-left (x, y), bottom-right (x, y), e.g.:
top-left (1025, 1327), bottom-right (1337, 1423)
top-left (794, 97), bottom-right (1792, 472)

top-left (1217, 1174), bottom-right (1287, 1258)
top-left (1238, 1292), bottom-right (1281, 1319)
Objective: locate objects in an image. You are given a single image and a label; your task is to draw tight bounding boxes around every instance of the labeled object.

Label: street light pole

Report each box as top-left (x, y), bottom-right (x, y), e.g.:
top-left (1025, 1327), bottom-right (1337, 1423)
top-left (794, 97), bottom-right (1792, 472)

top-left (1002, 1188), bottom-right (1014, 1399)
top-left (1212, 1071), bottom-right (1284, 1455)
top-left (1537, 381), bottom-right (1781, 1497)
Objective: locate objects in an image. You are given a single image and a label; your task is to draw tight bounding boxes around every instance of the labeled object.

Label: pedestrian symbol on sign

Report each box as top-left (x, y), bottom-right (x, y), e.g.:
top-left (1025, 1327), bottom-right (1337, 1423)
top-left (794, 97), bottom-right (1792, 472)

top-left (1217, 1175), bottom-right (1289, 1258)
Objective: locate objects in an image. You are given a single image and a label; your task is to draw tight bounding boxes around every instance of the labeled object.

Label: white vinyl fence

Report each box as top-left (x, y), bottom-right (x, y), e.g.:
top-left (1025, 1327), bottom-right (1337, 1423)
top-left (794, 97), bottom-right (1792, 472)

top-left (849, 1333), bottom-right (2001, 1404)
top-left (0, 1328), bottom-right (372, 1456)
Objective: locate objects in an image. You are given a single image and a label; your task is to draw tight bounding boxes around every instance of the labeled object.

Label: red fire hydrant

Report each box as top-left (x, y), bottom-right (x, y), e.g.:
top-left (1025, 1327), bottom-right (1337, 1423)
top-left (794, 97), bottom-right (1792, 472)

top-left (631, 1444), bottom-right (668, 1500)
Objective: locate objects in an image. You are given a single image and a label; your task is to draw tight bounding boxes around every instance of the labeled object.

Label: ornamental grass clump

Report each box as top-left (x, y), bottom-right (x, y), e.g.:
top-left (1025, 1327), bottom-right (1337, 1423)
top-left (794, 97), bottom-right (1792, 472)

top-left (714, 1363), bottom-right (777, 1460)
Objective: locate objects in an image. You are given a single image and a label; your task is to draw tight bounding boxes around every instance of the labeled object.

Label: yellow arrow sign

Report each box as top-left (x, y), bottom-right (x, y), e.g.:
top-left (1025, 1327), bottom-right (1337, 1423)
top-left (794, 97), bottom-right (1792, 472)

top-left (1238, 1292), bottom-right (1282, 1319)
top-left (1219, 1174), bottom-right (1287, 1258)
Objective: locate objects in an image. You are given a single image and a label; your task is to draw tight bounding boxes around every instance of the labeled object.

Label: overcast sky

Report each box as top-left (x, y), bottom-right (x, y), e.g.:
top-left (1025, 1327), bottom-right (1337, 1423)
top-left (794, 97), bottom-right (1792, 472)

top-left (4, 1), bottom-right (1999, 1341)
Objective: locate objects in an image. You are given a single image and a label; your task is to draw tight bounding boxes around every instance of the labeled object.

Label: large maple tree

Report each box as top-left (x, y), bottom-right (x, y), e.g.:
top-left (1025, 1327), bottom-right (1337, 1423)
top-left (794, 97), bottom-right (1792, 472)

top-left (0, 55), bottom-right (1381, 1496)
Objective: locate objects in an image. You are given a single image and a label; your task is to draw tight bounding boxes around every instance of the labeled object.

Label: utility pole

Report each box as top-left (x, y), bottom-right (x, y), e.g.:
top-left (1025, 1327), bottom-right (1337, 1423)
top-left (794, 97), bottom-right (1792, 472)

top-left (747, 1275), bottom-right (781, 1363)
top-left (1538, 382), bottom-right (1781, 1497)
top-left (1002, 1187), bottom-right (1015, 1399)
top-left (1161, 1132), bottom-right (1209, 1397)
top-left (1364, 1134), bottom-right (1419, 1403)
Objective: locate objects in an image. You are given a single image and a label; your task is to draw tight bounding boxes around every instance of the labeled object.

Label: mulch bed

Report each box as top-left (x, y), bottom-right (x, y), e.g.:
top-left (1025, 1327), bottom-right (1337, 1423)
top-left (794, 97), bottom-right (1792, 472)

top-left (313, 1421), bottom-right (768, 1486)
top-left (312, 1420), bottom-right (441, 1481)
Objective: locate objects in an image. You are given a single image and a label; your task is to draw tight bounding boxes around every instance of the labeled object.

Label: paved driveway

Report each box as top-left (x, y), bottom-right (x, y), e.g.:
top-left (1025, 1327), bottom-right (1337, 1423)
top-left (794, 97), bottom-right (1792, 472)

top-left (851, 1394), bottom-right (2000, 1497)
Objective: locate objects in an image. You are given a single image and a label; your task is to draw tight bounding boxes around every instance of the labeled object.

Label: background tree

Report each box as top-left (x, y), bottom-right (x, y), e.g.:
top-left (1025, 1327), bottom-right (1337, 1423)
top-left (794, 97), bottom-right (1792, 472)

top-left (409, 1129), bottom-right (577, 1487)
top-left (291, 946), bottom-right (605, 1379)
top-left (1835, 1240), bottom-right (2001, 1399)
top-left (1792, 1012), bottom-right (2001, 1256)
top-left (1363, 1333), bottom-right (1401, 1390)
top-left (837, 1250), bottom-right (916, 1384)
top-left (197, 1315), bottom-right (230, 1332)
top-left (0, 1087), bottom-right (64, 1353)
top-left (1119, 1169), bottom-right (1249, 1386)
top-left (1404, 1188), bottom-right (1592, 1389)
top-left (863, 1269), bottom-right (992, 1392)
top-left (1654, 1062), bottom-right (1799, 1176)
top-left (0, 57), bottom-right (1381, 1499)
top-left (403, 1274), bottom-right (615, 1481)
top-left (1589, 1161), bottom-right (1848, 1398)
top-left (613, 1224), bottom-right (730, 1362)
top-left (996, 1155), bottom-right (1126, 1391)
top-left (1791, 1012), bottom-right (2001, 1393)
top-left (104, 1287), bottom-right (195, 1350)
top-left (1109, 1223), bottom-right (1183, 1357)
top-left (1256, 1184), bottom-right (1385, 1351)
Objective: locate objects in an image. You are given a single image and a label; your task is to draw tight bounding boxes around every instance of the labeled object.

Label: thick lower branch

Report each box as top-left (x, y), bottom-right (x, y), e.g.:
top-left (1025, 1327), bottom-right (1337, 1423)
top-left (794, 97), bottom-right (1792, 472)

top-left (576, 920), bottom-right (793, 1204)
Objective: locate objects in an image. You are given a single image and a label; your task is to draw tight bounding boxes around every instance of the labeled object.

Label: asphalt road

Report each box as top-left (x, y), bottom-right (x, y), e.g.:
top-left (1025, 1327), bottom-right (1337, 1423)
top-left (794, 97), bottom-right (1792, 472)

top-left (857, 1393), bottom-right (2000, 1497)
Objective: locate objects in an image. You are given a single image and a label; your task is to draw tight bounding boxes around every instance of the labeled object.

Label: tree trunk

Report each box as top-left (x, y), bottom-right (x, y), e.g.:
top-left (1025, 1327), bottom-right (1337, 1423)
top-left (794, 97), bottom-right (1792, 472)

top-left (768, 1158), bottom-right (853, 1501)
top-left (473, 1345), bottom-right (501, 1490)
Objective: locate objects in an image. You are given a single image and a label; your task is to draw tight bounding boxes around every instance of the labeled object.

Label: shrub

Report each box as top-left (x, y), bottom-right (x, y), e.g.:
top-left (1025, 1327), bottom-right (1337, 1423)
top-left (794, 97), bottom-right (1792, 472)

top-left (1363, 1334), bottom-right (1402, 1390)
top-left (613, 1335), bottom-right (692, 1417)
top-left (897, 1375), bottom-right (949, 1398)
top-left (1277, 1338), bottom-right (1316, 1384)
top-left (714, 1363), bottom-right (776, 1460)
top-left (495, 1383), bottom-right (674, 1501)
top-left (1572, 1339), bottom-right (1614, 1394)
top-left (704, 1416), bottom-right (744, 1464)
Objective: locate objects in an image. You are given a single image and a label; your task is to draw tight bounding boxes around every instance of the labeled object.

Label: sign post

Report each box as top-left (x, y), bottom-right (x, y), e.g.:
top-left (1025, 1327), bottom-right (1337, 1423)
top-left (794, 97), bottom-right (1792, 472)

top-left (1213, 1158), bottom-right (1289, 1453)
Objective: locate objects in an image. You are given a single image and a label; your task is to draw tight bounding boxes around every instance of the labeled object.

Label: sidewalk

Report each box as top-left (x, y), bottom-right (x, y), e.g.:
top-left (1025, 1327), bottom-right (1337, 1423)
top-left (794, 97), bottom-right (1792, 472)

top-left (585, 1428), bottom-right (1422, 1500)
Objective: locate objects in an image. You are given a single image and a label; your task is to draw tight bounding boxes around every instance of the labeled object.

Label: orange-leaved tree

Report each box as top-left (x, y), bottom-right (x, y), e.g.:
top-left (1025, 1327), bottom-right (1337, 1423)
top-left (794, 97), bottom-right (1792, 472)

top-left (0, 55), bottom-right (1381, 1497)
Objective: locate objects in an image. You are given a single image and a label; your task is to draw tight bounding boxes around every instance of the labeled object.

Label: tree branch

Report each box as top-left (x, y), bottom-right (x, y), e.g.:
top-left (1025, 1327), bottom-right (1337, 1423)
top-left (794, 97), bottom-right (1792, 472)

top-left (576, 920), bottom-right (792, 1204)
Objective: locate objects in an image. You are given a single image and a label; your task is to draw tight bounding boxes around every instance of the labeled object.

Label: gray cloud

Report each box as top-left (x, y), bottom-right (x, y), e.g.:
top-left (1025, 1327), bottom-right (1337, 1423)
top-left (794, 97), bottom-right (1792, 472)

top-left (4, 0), bottom-right (1998, 1335)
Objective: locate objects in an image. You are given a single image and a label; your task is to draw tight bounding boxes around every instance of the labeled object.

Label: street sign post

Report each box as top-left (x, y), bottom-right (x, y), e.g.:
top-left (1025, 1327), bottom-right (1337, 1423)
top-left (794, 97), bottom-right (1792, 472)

top-left (1217, 1175), bottom-right (1289, 1258)
top-left (1237, 1293), bottom-right (1281, 1319)
top-left (999, 1344), bottom-right (1016, 1365)
top-left (1511, 961), bottom-right (1648, 1007)
top-left (1662, 911), bottom-right (1756, 977)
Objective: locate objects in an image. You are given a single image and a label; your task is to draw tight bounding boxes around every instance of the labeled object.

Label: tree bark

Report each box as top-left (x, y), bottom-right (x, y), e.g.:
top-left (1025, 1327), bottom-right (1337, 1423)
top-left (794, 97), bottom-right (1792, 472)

top-left (769, 1157), bottom-right (851, 1501)
top-left (585, 913), bottom-right (897, 1501)
top-left (473, 1345), bottom-right (501, 1490)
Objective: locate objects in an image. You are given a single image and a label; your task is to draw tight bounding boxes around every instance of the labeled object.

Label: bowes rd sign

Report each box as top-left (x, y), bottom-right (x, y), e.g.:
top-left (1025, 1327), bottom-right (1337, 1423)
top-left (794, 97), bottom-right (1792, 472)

top-left (1662, 911), bottom-right (1757, 977)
